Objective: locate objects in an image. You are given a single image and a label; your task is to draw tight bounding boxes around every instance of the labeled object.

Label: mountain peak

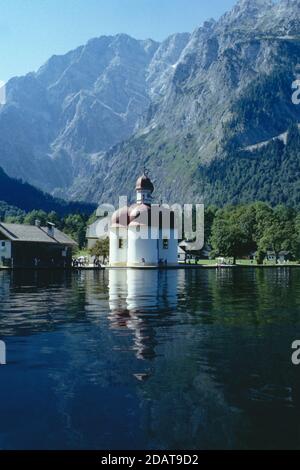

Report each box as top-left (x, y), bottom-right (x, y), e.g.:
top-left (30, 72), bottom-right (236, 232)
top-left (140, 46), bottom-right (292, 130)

top-left (215, 0), bottom-right (300, 36)
top-left (218, 0), bottom-right (274, 30)
top-left (235, 0), bottom-right (273, 8)
top-left (234, 0), bottom-right (274, 16)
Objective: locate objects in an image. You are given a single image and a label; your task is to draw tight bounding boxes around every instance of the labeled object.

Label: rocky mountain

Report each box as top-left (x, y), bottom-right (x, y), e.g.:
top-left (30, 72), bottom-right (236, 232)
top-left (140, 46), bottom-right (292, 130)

top-left (0, 32), bottom-right (189, 196)
top-left (1, 0), bottom-right (300, 209)
top-left (79, 0), bottom-right (300, 207)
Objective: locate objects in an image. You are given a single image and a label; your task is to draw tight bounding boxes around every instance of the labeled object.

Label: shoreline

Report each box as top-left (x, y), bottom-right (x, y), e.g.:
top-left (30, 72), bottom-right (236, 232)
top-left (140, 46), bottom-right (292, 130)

top-left (1, 264), bottom-right (299, 272)
top-left (106, 263), bottom-right (300, 270)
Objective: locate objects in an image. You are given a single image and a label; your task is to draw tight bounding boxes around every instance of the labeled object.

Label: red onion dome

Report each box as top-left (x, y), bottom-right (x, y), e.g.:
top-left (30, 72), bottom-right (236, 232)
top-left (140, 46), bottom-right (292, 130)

top-left (128, 204), bottom-right (176, 229)
top-left (136, 174), bottom-right (154, 193)
top-left (110, 206), bottom-right (129, 228)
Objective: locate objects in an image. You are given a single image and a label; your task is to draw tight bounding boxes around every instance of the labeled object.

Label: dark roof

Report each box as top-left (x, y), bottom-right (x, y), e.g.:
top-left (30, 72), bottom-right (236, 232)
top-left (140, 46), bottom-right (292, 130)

top-left (0, 223), bottom-right (77, 246)
top-left (136, 174), bottom-right (154, 192)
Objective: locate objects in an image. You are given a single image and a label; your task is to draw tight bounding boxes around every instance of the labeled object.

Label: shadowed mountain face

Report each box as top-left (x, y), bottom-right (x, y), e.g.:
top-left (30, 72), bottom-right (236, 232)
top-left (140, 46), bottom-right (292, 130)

top-left (1, 0), bottom-right (300, 208)
top-left (0, 167), bottom-right (94, 215)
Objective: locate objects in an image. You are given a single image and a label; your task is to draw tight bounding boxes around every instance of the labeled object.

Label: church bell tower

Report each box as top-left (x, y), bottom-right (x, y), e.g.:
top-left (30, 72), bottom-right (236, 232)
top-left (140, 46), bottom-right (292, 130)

top-left (135, 169), bottom-right (154, 206)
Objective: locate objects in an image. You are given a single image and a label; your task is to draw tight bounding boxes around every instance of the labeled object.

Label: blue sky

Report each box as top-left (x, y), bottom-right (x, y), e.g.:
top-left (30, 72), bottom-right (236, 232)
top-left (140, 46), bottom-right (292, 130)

top-left (0, 0), bottom-right (237, 82)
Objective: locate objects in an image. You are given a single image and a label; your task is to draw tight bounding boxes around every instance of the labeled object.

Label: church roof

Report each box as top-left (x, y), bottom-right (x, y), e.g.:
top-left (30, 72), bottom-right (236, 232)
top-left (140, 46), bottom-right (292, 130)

top-left (136, 174), bottom-right (154, 193)
top-left (110, 171), bottom-right (176, 229)
top-left (111, 206), bottom-right (130, 228)
top-left (111, 204), bottom-right (176, 229)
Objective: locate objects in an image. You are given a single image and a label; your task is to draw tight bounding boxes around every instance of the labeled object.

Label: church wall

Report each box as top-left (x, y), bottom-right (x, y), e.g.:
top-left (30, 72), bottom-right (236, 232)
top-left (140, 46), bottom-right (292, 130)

top-left (87, 238), bottom-right (97, 250)
top-left (158, 229), bottom-right (178, 266)
top-left (108, 173), bottom-right (179, 268)
top-left (127, 227), bottom-right (158, 267)
top-left (136, 190), bottom-right (152, 205)
top-left (109, 227), bottom-right (128, 267)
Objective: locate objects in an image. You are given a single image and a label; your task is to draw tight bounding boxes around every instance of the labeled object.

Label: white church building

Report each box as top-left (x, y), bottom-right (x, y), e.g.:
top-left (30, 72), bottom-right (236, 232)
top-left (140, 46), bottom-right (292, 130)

top-left (109, 171), bottom-right (178, 268)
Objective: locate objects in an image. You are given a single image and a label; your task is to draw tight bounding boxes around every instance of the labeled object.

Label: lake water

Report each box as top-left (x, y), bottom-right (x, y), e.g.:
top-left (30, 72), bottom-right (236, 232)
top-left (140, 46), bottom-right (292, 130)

top-left (1, 267), bottom-right (300, 450)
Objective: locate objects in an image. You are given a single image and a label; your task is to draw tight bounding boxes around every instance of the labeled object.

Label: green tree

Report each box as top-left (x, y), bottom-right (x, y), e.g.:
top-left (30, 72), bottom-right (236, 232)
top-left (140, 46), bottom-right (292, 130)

top-left (294, 214), bottom-right (300, 262)
top-left (204, 205), bottom-right (218, 244)
top-left (258, 205), bottom-right (296, 261)
top-left (23, 210), bottom-right (48, 226)
top-left (47, 211), bottom-right (61, 228)
top-left (210, 206), bottom-right (254, 264)
top-left (63, 214), bottom-right (87, 248)
top-left (90, 238), bottom-right (109, 262)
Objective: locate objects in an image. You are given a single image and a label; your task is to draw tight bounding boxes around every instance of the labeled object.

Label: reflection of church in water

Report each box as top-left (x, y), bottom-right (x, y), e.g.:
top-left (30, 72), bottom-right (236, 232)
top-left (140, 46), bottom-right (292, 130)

top-left (108, 269), bottom-right (181, 360)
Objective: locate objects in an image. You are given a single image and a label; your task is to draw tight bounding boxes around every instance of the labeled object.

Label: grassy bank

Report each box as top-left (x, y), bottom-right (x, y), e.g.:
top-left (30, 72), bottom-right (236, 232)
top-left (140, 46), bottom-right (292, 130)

top-left (183, 259), bottom-right (300, 267)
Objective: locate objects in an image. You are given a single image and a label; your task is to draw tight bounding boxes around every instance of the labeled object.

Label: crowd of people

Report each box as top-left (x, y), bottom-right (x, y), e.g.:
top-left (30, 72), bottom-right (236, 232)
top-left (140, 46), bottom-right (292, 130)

top-left (72, 256), bottom-right (102, 268)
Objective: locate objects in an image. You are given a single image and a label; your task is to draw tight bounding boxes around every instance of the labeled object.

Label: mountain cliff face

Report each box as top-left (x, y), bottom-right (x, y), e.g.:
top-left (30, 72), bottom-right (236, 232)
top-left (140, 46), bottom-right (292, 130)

top-left (0, 32), bottom-right (189, 195)
top-left (0, 35), bottom-right (160, 192)
top-left (79, 0), bottom-right (300, 206)
top-left (1, 0), bottom-right (300, 208)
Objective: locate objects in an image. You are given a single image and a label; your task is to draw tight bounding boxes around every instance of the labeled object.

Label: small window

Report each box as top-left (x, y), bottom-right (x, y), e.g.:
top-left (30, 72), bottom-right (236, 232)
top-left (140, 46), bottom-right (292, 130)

top-left (1, 242), bottom-right (5, 247)
top-left (163, 239), bottom-right (169, 250)
top-left (119, 238), bottom-right (124, 249)
top-left (136, 226), bottom-right (141, 233)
